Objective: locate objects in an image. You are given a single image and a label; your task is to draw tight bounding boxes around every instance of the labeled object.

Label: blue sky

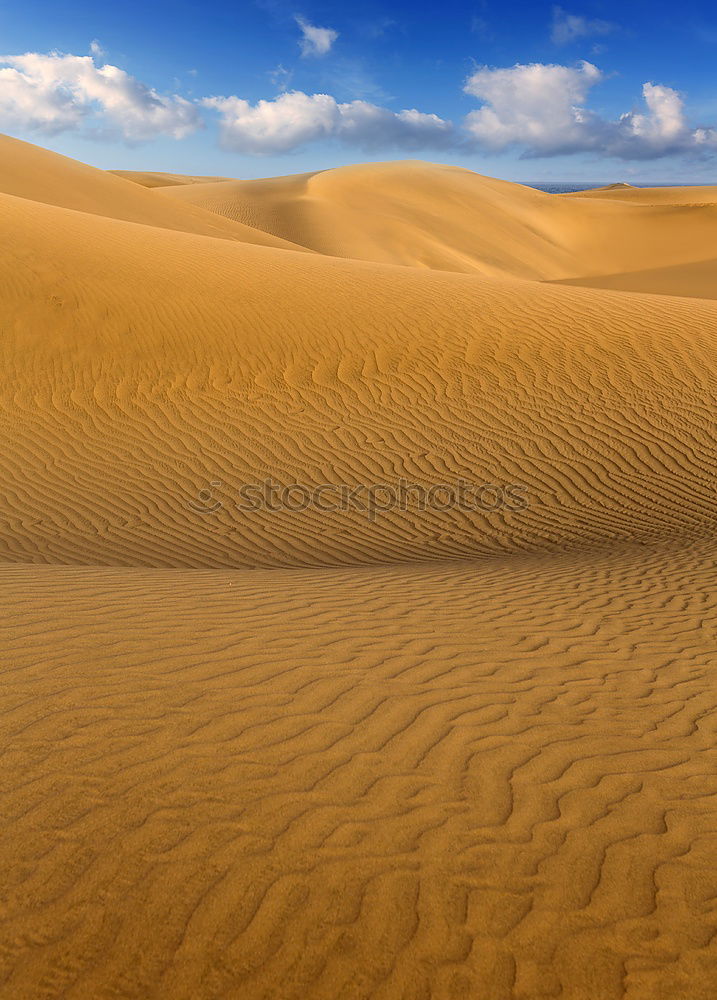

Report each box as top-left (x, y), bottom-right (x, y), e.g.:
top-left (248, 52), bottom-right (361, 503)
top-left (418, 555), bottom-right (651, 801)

top-left (1, 1), bottom-right (716, 181)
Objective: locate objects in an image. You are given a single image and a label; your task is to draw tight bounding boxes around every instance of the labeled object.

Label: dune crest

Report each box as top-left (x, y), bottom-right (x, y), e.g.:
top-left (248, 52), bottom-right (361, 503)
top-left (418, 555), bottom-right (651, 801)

top-left (110, 169), bottom-right (235, 188)
top-left (565, 182), bottom-right (717, 206)
top-left (2, 183), bottom-right (717, 567)
top-left (0, 133), bottom-right (308, 250)
top-left (159, 160), bottom-right (717, 288)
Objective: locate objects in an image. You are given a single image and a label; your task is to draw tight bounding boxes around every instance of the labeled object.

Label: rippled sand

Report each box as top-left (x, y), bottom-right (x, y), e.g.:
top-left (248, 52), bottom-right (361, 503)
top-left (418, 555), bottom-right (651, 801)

top-left (1, 133), bottom-right (716, 999)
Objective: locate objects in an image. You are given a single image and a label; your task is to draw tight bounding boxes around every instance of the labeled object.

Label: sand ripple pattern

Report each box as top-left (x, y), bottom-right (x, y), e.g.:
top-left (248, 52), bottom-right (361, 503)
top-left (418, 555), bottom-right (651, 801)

top-left (1, 540), bottom-right (717, 998)
top-left (3, 142), bottom-right (717, 999)
top-left (1, 192), bottom-right (717, 568)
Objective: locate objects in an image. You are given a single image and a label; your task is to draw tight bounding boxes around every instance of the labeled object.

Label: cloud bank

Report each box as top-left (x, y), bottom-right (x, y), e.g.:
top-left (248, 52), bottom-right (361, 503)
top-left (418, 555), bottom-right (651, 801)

top-left (203, 91), bottom-right (454, 154)
top-left (0, 49), bottom-right (715, 160)
top-left (0, 51), bottom-right (200, 140)
top-left (464, 61), bottom-right (717, 159)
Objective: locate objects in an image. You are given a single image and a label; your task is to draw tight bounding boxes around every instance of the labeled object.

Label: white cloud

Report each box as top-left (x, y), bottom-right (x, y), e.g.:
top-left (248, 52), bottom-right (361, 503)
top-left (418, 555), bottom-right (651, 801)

top-left (204, 92), bottom-right (328, 155)
top-left (204, 89), bottom-right (454, 154)
top-left (89, 39), bottom-right (105, 59)
top-left (338, 102), bottom-right (455, 150)
top-left (0, 48), bottom-right (450, 154)
top-left (464, 61), bottom-right (604, 153)
top-left (203, 92), bottom-right (339, 153)
top-left (1, 47), bottom-right (715, 163)
top-left (551, 7), bottom-right (616, 45)
top-left (463, 62), bottom-right (717, 159)
top-left (621, 83), bottom-right (687, 144)
top-left (613, 83), bottom-right (715, 159)
top-left (0, 51), bottom-right (201, 140)
top-left (295, 16), bottom-right (338, 58)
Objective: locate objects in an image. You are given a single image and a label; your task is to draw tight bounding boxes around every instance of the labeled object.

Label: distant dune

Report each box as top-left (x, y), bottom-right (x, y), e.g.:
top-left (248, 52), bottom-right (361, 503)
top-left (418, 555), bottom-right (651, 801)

top-left (1, 134), bottom-right (716, 999)
top-left (565, 182), bottom-right (717, 206)
top-left (110, 169), bottom-right (235, 188)
top-left (598, 181), bottom-right (636, 190)
top-left (161, 160), bottom-right (717, 291)
top-left (0, 133), bottom-right (307, 249)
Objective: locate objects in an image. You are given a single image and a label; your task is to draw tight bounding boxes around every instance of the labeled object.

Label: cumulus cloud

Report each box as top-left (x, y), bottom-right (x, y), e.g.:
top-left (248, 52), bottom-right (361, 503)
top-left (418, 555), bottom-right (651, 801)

top-left (204, 90), bottom-right (454, 154)
top-left (2, 47), bottom-right (715, 162)
top-left (614, 83), bottom-right (717, 158)
top-left (551, 6), bottom-right (616, 45)
top-left (620, 84), bottom-right (686, 147)
top-left (336, 102), bottom-right (454, 150)
top-left (464, 61), bottom-right (604, 153)
top-left (0, 51), bottom-right (201, 140)
top-left (203, 92), bottom-right (338, 153)
top-left (0, 47), bottom-right (451, 153)
top-left (295, 16), bottom-right (338, 58)
top-left (463, 61), bottom-right (717, 159)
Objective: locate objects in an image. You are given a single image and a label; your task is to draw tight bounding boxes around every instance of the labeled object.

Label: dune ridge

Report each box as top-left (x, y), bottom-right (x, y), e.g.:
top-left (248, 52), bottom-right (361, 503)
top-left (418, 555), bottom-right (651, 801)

top-left (565, 183), bottom-right (717, 205)
top-left (0, 134), bottom-right (308, 250)
top-left (110, 169), bottom-right (235, 188)
top-left (1, 133), bottom-right (717, 999)
top-left (161, 161), bottom-right (717, 288)
top-left (2, 184), bottom-right (717, 567)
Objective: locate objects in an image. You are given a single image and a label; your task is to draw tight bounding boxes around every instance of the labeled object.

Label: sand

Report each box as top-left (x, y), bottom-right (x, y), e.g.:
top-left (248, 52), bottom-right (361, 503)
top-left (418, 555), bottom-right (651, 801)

top-left (110, 170), bottom-right (235, 188)
top-left (565, 183), bottom-right (717, 206)
top-left (0, 134), bottom-right (307, 250)
top-left (1, 135), bottom-right (716, 998)
top-left (157, 162), bottom-right (715, 283)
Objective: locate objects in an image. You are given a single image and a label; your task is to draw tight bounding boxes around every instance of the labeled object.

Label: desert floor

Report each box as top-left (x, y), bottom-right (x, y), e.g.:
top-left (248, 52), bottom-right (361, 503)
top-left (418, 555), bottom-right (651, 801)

top-left (1, 133), bottom-right (716, 998)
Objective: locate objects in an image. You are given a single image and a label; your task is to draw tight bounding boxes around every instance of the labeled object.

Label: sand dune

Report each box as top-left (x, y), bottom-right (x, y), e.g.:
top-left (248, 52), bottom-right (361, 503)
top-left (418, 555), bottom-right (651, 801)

top-left (553, 256), bottom-right (717, 299)
top-left (2, 184), bottom-right (717, 567)
top-left (162, 161), bottom-right (717, 284)
top-left (566, 183), bottom-right (717, 206)
top-left (2, 133), bottom-right (717, 998)
top-left (0, 134), bottom-right (307, 249)
top-left (111, 169), bottom-right (235, 188)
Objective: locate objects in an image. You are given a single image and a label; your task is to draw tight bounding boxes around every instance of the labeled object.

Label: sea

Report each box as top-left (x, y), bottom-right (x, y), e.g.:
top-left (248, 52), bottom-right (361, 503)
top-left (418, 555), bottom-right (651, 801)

top-left (525, 182), bottom-right (707, 194)
top-left (527, 182), bottom-right (613, 194)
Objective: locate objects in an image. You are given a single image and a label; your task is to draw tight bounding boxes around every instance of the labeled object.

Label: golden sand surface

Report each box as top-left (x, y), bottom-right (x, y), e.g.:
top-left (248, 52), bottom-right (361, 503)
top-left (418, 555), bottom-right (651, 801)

top-left (161, 162), bottom-right (717, 282)
top-left (110, 170), bottom-right (235, 189)
top-left (1, 134), bottom-right (716, 998)
top-left (0, 134), bottom-right (306, 249)
top-left (564, 183), bottom-right (717, 206)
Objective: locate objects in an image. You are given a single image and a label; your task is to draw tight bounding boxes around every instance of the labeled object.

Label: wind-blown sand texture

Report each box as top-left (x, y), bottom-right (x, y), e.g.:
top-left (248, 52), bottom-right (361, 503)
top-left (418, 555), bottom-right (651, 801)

top-left (110, 170), bottom-right (234, 188)
top-left (1, 135), bottom-right (716, 999)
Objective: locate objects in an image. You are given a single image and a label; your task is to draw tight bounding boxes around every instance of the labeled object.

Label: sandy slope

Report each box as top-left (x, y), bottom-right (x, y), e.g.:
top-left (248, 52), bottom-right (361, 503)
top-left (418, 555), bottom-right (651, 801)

top-left (0, 134), bottom-right (306, 250)
top-left (566, 184), bottom-right (717, 206)
top-left (2, 187), bottom-right (717, 567)
top-left (2, 537), bottom-right (717, 1000)
top-left (553, 257), bottom-right (717, 299)
top-left (1, 134), bottom-right (717, 998)
top-left (111, 170), bottom-right (234, 188)
top-left (162, 161), bottom-right (717, 285)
